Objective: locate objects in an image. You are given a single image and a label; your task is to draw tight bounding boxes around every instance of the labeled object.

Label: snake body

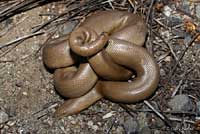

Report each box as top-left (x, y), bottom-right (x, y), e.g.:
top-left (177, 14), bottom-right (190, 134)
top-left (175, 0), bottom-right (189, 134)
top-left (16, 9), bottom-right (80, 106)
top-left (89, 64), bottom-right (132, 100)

top-left (42, 10), bottom-right (160, 117)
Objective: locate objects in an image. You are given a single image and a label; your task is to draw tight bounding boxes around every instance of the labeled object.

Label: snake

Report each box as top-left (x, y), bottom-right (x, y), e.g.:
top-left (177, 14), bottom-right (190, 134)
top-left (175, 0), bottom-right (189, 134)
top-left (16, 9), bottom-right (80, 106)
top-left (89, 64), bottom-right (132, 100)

top-left (42, 10), bottom-right (160, 118)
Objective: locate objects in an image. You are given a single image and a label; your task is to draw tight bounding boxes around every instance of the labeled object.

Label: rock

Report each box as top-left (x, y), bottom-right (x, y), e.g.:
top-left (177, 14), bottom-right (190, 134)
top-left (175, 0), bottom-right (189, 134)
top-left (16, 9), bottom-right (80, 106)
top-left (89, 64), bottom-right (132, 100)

top-left (123, 118), bottom-right (139, 134)
top-left (184, 34), bottom-right (192, 45)
top-left (168, 95), bottom-right (193, 111)
top-left (0, 110), bottom-right (9, 124)
top-left (164, 56), bottom-right (171, 62)
top-left (118, 116), bottom-right (125, 125)
top-left (160, 68), bottom-right (166, 77)
top-left (163, 6), bottom-right (172, 17)
top-left (167, 16), bottom-right (182, 27)
top-left (182, 0), bottom-right (190, 13)
top-left (87, 120), bottom-right (98, 131)
top-left (115, 126), bottom-right (124, 134)
top-left (153, 130), bottom-right (162, 134)
top-left (172, 16), bottom-right (182, 25)
top-left (150, 115), bottom-right (165, 129)
top-left (196, 5), bottom-right (200, 19)
top-left (87, 120), bottom-right (93, 126)
top-left (140, 126), bottom-right (152, 134)
top-left (103, 111), bottom-right (115, 119)
top-left (59, 21), bottom-right (77, 35)
top-left (5, 105), bottom-right (17, 117)
top-left (137, 112), bottom-right (148, 131)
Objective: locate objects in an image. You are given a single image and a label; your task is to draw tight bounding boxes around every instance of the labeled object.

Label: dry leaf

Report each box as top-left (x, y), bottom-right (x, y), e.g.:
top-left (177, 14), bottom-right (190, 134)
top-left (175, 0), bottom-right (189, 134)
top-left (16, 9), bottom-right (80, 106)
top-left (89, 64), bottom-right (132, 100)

top-left (194, 120), bottom-right (200, 131)
top-left (154, 2), bottom-right (164, 12)
top-left (184, 19), bottom-right (196, 33)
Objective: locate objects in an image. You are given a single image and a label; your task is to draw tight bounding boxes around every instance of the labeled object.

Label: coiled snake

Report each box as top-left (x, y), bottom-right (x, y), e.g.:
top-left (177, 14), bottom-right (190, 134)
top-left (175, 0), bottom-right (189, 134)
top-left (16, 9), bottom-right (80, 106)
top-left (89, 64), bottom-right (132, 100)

top-left (42, 10), bottom-right (160, 117)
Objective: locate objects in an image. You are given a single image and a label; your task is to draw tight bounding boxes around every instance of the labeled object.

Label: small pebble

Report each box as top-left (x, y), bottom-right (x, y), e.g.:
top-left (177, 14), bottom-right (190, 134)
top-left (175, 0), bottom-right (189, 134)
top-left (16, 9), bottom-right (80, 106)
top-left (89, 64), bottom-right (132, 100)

top-left (150, 116), bottom-right (165, 129)
top-left (71, 120), bottom-right (76, 125)
top-left (7, 120), bottom-right (16, 126)
top-left (31, 44), bottom-right (40, 51)
top-left (22, 92), bottom-right (28, 96)
top-left (92, 125), bottom-right (98, 131)
top-left (153, 130), bottom-right (162, 134)
top-left (182, 0), bottom-right (190, 14)
top-left (103, 111), bottom-right (115, 119)
top-left (163, 6), bottom-right (172, 17)
top-left (59, 126), bottom-right (65, 132)
top-left (87, 120), bottom-right (98, 131)
top-left (137, 112), bottom-right (148, 131)
top-left (164, 56), bottom-right (171, 62)
top-left (161, 30), bottom-right (170, 38)
top-left (123, 118), bottom-right (139, 134)
top-left (168, 95), bottom-right (193, 111)
top-left (160, 68), bottom-right (166, 77)
top-left (87, 120), bottom-right (93, 126)
top-left (115, 126), bottom-right (124, 134)
top-left (196, 5), bottom-right (200, 19)
top-left (140, 126), bottom-right (152, 134)
top-left (184, 34), bottom-right (192, 45)
top-left (0, 110), bottom-right (9, 124)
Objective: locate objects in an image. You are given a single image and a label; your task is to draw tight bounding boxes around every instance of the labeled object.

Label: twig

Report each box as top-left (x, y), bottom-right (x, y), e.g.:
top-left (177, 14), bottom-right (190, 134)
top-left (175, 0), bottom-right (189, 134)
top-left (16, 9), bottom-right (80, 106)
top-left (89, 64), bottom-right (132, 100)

top-left (119, 106), bottom-right (197, 116)
top-left (32, 0), bottom-right (107, 33)
top-left (0, 15), bottom-right (29, 37)
top-left (146, 0), bottom-right (155, 24)
top-left (146, 0), bottom-right (155, 54)
top-left (153, 31), bottom-right (179, 62)
top-left (157, 51), bottom-right (171, 63)
top-left (0, 24), bottom-right (12, 37)
top-left (118, 103), bottom-right (136, 118)
top-left (144, 101), bottom-right (169, 122)
top-left (127, 0), bottom-right (135, 9)
top-left (32, 102), bottom-right (58, 119)
top-left (0, 0), bottom-right (108, 59)
top-left (171, 79), bottom-right (183, 97)
top-left (153, 18), bottom-right (169, 30)
top-left (0, 41), bottom-right (21, 58)
top-left (0, 31), bottom-right (44, 49)
top-left (171, 66), bottom-right (195, 97)
top-left (168, 33), bottom-right (200, 78)
top-left (169, 117), bottom-right (195, 124)
top-left (0, 0), bottom-right (58, 22)
top-left (0, 1), bottom-right (20, 16)
top-left (107, 0), bottom-right (115, 10)
top-left (144, 101), bottom-right (181, 134)
top-left (0, 60), bottom-right (14, 63)
top-left (106, 117), bottom-right (117, 134)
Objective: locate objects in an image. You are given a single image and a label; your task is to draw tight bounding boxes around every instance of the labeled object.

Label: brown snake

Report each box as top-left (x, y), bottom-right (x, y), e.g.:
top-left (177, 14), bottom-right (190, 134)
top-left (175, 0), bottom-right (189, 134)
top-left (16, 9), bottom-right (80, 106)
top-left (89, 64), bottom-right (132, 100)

top-left (42, 10), bottom-right (160, 117)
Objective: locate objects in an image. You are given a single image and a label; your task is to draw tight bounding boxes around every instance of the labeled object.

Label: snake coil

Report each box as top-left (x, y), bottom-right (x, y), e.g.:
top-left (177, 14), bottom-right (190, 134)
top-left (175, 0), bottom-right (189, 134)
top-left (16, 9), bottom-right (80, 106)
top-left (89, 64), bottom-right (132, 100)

top-left (42, 10), bottom-right (160, 117)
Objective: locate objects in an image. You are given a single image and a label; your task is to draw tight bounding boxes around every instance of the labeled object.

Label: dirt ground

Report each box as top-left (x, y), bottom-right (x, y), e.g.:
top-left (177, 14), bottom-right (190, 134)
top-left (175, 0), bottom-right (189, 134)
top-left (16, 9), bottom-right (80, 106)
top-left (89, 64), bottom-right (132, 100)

top-left (0, 0), bottom-right (200, 134)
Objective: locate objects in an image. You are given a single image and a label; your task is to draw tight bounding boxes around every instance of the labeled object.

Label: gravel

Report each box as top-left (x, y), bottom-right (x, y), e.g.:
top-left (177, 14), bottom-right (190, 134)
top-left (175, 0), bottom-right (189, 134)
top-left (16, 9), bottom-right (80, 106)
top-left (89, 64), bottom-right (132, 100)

top-left (0, 110), bottom-right (9, 124)
top-left (168, 95), bottom-right (193, 111)
top-left (123, 118), bottom-right (139, 134)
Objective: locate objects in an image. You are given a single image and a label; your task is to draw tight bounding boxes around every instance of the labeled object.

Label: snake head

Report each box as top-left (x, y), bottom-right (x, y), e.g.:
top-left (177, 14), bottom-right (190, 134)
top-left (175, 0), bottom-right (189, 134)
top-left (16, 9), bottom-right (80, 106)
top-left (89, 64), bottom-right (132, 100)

top-left (69, 27), bottom-right (109, 57)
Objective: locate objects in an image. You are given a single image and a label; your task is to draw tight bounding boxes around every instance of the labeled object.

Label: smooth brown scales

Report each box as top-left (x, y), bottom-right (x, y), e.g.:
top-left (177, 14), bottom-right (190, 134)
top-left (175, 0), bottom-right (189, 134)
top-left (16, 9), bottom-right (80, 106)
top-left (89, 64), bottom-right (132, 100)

top-left (42, 10), bottom-right (160, 118)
